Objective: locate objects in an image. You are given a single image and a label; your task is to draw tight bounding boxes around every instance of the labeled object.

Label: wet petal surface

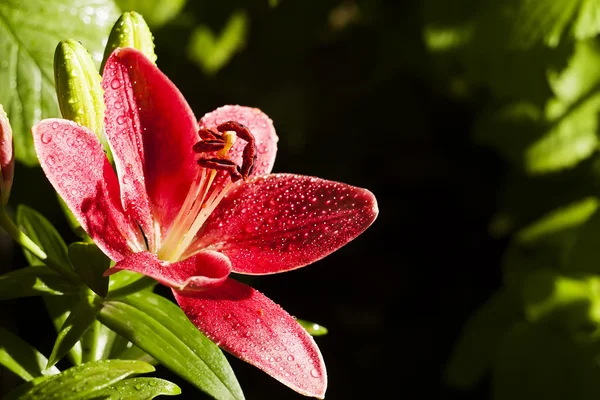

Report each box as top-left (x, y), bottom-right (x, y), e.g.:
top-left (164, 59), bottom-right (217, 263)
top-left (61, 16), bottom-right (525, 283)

top-left (174, 279), bottom-right (327, 398)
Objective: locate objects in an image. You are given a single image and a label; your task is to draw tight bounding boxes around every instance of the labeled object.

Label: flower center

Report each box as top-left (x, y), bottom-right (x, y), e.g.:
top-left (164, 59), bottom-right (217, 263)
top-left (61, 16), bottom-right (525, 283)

top-left (157, 121), bottom-right (256, 262)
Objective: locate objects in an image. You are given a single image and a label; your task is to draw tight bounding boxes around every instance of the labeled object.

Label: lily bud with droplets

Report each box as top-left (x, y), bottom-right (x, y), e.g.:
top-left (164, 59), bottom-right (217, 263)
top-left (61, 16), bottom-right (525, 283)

top-left (101, 11), bottom-right (157, 72)
top-left (54, 40), bottom-right (108, 153)
top-left (0, 105), bottom-right (13, 206)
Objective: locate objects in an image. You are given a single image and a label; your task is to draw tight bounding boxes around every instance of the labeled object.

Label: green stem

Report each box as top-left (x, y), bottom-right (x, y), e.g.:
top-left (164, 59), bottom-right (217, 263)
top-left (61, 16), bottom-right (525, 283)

top-left (0, 209), bottom-right (81, 284)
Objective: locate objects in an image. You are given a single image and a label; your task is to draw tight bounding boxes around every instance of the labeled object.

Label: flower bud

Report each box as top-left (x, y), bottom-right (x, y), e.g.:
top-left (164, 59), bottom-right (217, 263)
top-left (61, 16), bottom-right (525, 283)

top-left (54, 40), bottom-right (105, 141)
top-left (0, 105), bottom-right (13, 206)
top-left (101, 11), bottom-right (157, 72)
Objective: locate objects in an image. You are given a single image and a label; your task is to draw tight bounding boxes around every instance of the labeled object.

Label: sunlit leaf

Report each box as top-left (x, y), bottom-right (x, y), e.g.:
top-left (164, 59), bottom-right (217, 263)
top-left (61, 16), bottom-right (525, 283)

top-left (444, 287), bottom-right (523, 388)
top-left (509, 0), bottom-right (600, 48)
top-left (0, 265), bottom-right (78, 299)
top-left (0, 328), bottom-right (59, 382)
top-left (296, 318), bottom-right (328, 336)
top-left (0, 0), bottom-right (119, 165)
top-left (188, 10), bottom-right (249, 75)
top-left (516, 197), bottom-right (599, 244)
top-left (98, 292), bottom-right (244, 400)
top-left (81, 377), bottom-right (181, 399)
top-left (5, 359), bottom-right (155, 400)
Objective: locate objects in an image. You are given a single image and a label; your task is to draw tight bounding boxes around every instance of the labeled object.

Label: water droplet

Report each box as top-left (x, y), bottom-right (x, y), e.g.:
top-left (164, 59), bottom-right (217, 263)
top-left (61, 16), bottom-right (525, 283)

top-left (287, 355), bottom-right (295, 361)
top-left (310, 368), bottom-right (319, 378)
top-left (41, 132), bottom-right (53, 144)
top-left (51, 121), bottom-right (59, 129)
top-left (46, 155), bottom-right (56, 166)
top-left (224, 313), bottom-right (232, 320)
top-left (110, 78), bottom-right (122, 89)
top-left (123, 175), bottom-right (132, 185)
top-left (134, 383), bottom-right (143, 390)
top-left (116, 115), bottom-right (126, 125)
top-left (66, 137), bottom-right (75, 147)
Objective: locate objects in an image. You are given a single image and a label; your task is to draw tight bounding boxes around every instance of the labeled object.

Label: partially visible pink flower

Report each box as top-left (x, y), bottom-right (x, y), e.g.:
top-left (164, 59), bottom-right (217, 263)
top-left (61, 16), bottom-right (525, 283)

top-left (33, 48), bottom-right (378, 398)
top-left (0, 105), bottom-right (14, 206)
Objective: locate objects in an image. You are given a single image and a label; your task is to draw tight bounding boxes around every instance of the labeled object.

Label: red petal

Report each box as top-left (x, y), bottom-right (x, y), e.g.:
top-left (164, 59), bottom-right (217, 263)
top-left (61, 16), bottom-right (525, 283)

top-left (102, 48), bottom-right (200, 249)
top-left (0, 105), bottom-right (14, 204)
top-left (199, 105), bottom-right (278, 177)
top-left (173, 279), bottom-right (327, 398)
top-left (33, 119), bottom-right (142, 261)
top-left (106, 250), bottom-right (231, 292)
top-left (194, 173), bottom-right (378, 274)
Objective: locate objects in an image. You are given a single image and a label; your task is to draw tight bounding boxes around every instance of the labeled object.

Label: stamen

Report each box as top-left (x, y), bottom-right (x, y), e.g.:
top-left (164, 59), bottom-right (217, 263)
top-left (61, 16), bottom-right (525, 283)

top-left (197, 158), bottom-right (242, 182)
top-left (216, 121), bottom-right (257, 180)
top-left (198, 127), bottom-right (222, 140)
top-left (193, 140), bottom-right (227, 153)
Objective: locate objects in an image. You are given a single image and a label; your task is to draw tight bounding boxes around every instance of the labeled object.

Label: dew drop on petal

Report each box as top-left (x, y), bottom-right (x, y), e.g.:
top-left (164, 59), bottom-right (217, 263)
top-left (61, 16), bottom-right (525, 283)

top-left (116, 115), bottom-right (126, 125)
top-left (51, 122), bottom-right (59, 129)
top-left (310, 368), bottom-right (320, 378)
top-left (110, 78), bottom-right (122, 89)
top-left (41, 132), bottom-right (53, 144)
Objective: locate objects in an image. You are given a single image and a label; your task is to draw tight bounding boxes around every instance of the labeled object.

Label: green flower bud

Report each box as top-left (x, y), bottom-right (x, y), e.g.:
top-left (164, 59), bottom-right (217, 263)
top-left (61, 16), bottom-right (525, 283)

top-left (0, 105), bottom-right (14, 206)
top-left (101, 11), bottom-right (157, 72)
top-left (54, 40), bottom-right (106, 141)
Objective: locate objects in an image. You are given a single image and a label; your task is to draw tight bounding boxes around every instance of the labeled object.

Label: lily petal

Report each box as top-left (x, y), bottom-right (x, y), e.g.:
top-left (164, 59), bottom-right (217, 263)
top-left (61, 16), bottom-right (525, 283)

top-left (173, 279), bottom-right (327, 398)
top-left (193, 173), bottom-right (378, 274)
top-left (199, 105), bottom-right (278, 177)
top-left (33, 119), bottom-right (143, 261)
top-left (102, 48), bottom-right (200, 249)
top-left (106, 250), bottom-right (232, 292)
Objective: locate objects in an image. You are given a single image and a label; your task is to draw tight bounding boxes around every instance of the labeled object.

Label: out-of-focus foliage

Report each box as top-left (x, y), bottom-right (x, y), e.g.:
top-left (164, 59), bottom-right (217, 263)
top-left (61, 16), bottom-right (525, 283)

top-left (432, 0), bottom-right (600, 398)
top-left (0, 0), bottom-right (119, 166)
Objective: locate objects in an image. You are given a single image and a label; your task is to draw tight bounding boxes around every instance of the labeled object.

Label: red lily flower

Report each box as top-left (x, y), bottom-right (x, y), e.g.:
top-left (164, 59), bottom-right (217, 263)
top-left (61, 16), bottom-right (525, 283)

top-left (32, 48), bottom-right (378, 398)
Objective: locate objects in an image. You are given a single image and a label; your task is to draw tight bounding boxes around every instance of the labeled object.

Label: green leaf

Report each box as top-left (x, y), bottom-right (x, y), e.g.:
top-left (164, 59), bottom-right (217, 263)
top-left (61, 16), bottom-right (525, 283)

top-left (44, 295), bottom-right (83, 366)
top-left (114, 0), bottom-right (186, 27)
top-left (188, 10), bottom-right (249, 75)
top-left (0, 265), bottom-right (78, 299)
top-left (108, 272), bottom-right (156, 299)
top-left (0, 328), bottom-right (59, 382)
top-left (80, 321), bottom-right (117, 363)
top-left (0, 0), bottom-right (120, 165)
top-left (69, 242), bottom-right (110, 298)
top-left (296, 319), bottom-right (328, 336)
top-left (16, 205), bottom-right (69, 266)
top-left (444, 287), bottom-right (523, 388)
top-left (115, 345), bottom-right (157, 365)
top-left (475, 40), bottom-right (600, 174)
top-left (516, 197), bottom-right (599, 245)
top-left (16, 205), bottom-right (80, 283)
top-left (6, 359), bottom-right (155, 400)
top-left (508, 0), bottom-right (600, 49)
top-left (98, 292), bottom-right (244, 400)
top-left (47, 294), bottom-right (104, 368)
top-left (81, 377), bottom-right (181, 399)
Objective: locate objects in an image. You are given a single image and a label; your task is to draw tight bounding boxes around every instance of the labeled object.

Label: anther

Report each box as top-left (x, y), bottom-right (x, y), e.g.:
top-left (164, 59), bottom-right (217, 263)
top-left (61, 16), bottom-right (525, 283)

top-left (193, 140), bottom-right (227, 153)
top-left (216, 121), bottom-right (257, 180)
top-left (197, 158), bottom-right (243, 182)
top-left (198, 128), bottom-right (223, 141)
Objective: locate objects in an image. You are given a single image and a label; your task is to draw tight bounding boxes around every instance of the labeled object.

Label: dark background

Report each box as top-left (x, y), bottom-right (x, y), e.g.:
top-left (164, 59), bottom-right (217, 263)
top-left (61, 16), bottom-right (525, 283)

top-left (0, 1), bottom-right (508, 399)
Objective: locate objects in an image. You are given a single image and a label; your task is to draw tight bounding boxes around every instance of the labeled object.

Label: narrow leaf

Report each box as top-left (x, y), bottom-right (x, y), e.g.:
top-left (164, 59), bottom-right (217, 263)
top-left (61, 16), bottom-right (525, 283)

top-left (69, 242), bottom-right (110, 298)
top-left (47, 294), bottom-right (104, 368)
top-left (0, 328), bottom-right (59, 382)
top-left (16, 205), bottom-right (79, 282)
top-left (44, 295), bottom-right (83, 366)
top-left (81, 377), bottom-right (181, 399)
top-left (98, 292), bottom-right (244, 400)
top-left (6, 359), bottom-right (155, 400)
top-left (0, 266), bottom-right (78, 299)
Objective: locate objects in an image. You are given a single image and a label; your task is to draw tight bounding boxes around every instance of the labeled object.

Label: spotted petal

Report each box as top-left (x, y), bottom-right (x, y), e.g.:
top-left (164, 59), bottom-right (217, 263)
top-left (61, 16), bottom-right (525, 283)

top-left (106, 250), bottom-right (232, 292)
top-left (33, 119), bottom-right (143, 261)
top-left (173, 279), bottom-right (327, 398)
top-left (190, 173), bottom-right (378, 274)
top-left (102, 48), bottom-right (200, 250)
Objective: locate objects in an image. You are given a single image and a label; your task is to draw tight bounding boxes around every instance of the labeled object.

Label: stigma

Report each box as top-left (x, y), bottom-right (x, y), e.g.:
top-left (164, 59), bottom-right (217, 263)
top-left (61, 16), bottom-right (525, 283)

top-left (157, 121), bottom-right (257, 262)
